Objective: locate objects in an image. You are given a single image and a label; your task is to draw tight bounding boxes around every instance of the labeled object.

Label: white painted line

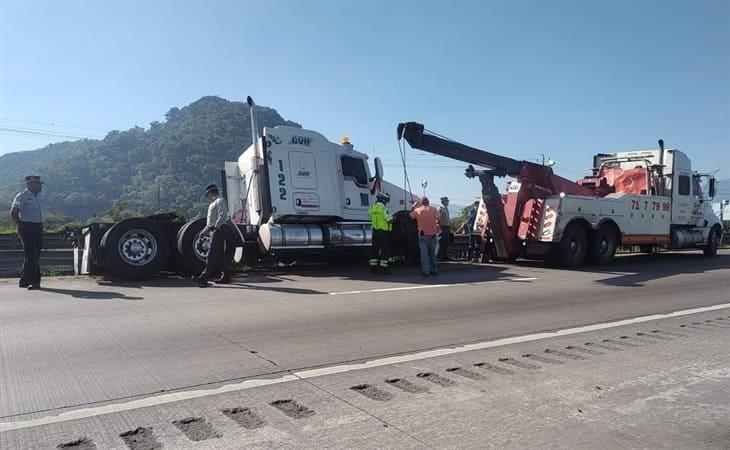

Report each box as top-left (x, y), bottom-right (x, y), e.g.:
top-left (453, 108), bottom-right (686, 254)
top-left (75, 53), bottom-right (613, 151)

top-left (2, 301), bottom-right (728, 433)
top-left (328, 276), bottom-right (539, 295)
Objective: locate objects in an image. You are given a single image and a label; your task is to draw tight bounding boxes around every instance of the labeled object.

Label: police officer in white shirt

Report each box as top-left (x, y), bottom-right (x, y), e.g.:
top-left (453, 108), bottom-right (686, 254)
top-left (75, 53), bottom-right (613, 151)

top-left (9, 175), bottom-right (44, 289)
top-left (195, 184), bottom-right (236, 287)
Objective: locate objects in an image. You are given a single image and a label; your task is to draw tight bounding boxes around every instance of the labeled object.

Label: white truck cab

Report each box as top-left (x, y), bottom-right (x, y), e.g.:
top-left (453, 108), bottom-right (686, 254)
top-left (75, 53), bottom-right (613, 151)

top-left (222, 97), bottom-right (414, 258)
top-left (231, 126), bottom-right (373, 225)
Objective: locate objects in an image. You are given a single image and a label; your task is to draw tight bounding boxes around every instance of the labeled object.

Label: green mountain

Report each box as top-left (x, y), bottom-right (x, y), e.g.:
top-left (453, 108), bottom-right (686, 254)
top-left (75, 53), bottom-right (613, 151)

top-left (0, 96), bottom-right (300, 221)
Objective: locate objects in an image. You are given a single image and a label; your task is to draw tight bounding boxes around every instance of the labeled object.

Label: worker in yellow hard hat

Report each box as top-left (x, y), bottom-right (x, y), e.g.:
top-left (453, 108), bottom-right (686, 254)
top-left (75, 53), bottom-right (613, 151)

top-left (369, 192), bottom-right (393, 274)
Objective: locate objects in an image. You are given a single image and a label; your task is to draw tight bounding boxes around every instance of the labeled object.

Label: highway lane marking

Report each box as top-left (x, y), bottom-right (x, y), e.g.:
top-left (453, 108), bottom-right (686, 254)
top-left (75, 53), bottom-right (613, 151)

top-left (328, 276), bottom-right (539, 295)
top-left (1, 301), bottom-right (729, 433)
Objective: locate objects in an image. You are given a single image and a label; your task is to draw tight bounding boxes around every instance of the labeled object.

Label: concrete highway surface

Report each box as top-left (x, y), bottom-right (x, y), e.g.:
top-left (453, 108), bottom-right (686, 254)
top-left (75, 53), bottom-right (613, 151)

top-left (0, 251), bottom-right (728, 449)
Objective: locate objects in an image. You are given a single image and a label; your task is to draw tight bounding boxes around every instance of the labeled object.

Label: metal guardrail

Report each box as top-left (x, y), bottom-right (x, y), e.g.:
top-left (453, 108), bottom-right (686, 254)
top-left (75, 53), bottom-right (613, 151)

top-left (0, 232), bottom-right (73, 250)
top-left (0, 233), bottom-right (74, 277)
top-left (0, 249), bottom-right (75, 276)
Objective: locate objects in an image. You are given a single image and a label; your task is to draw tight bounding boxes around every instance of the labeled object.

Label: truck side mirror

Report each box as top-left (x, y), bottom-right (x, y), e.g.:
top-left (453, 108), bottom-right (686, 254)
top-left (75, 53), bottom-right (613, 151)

top-left (709, 177), bottom-right (716, 199)
top-left (374, 157), bottom-right (384, 180)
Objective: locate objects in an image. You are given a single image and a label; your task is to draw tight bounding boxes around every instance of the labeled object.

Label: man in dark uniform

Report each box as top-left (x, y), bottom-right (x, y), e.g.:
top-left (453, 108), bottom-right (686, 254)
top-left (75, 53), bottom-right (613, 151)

top-left (10, 176), bottom-right (44, 290)
top-left (195, 184), bottom-right (237, 287)
top-left (437, 196), bottom-right (452, 261)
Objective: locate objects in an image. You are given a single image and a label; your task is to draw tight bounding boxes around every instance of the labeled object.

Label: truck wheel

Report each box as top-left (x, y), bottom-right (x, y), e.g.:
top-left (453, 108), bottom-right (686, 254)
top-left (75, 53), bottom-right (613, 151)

top-left (100, 218), bottom-right (169, 279)
top-left (557, 224), bottom-right (588, 267)
top-left (639, 244), bottom-right (654, 254)
top-left (392, 210), bottom-right (420, 266)
top-left (176, 219), bottom-right (209, 274)
top-left (703, 227), bottom-right (721, 257)
top-left (589, 225), bottom-right (618, 265)
top-left (240, 241), bottom-right (261, 266)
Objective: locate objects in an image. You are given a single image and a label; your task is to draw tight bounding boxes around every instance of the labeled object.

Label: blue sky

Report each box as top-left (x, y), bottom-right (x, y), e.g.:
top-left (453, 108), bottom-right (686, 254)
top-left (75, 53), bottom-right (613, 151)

top-left (1, 0), bottom-right (728, 206)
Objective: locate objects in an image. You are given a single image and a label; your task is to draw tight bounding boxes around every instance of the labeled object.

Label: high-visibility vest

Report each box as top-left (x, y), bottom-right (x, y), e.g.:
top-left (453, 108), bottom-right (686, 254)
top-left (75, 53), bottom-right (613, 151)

top-left (369, 201), bottom-right (392, 231)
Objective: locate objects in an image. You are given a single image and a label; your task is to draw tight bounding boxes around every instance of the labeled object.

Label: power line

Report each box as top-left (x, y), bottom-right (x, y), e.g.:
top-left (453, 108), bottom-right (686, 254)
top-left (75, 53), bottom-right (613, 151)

top-left (0, 131), bottom-right (72, 141)
top-left (0, 126), bottom-right (102, 140)
top-left (0, 117), bottom-right (107, 132)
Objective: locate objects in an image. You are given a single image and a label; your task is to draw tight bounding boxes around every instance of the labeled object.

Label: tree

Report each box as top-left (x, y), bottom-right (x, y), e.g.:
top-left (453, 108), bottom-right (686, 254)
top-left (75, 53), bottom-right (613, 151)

top-left (452, 204), bottom-right (478, 233)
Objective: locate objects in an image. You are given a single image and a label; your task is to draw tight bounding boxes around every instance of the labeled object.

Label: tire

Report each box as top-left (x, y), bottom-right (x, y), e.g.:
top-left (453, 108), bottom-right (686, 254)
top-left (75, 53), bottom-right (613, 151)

top-left (703, 227), bottom-right (721, 257)
top-left (589, 225), bottom-right (618, 265)
top-left (392, 210), bottom-right (420, 266)
top-left (639, 244), bottom-right (654, 254)
top-left (100, 218), bottom-right (169, 279)
top-left (239, 241), bottom-right (260, 266)
top-left (175, 218), bottom-right (209, 275)
top-left (557, 224), bottom-right (588, 267)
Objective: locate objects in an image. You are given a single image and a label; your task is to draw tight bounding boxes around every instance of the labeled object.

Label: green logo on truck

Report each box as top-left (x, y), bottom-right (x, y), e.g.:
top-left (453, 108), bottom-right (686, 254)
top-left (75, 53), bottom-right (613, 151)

top-left (289, 135), bottom-right (312, 146)
top-left (267, 133), bottom-right (282, 145)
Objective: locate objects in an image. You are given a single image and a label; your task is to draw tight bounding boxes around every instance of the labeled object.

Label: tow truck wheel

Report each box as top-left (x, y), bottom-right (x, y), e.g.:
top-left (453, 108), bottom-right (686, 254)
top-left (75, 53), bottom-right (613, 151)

top-left (100, 218), bottom-right (169, 279)
top-left (703, 227), bottom-right (721, 257)
top-left (589, 225), bottom-right (618, 265)
top-left (557, 224), bottom-right (588, 267)
top-left (176, 218), bottom-right (209, 274)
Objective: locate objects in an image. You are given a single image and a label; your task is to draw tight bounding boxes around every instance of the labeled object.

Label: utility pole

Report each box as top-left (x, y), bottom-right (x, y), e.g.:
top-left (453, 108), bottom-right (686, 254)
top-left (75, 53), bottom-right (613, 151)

top-left (156, 184), bottom-right (161, 213)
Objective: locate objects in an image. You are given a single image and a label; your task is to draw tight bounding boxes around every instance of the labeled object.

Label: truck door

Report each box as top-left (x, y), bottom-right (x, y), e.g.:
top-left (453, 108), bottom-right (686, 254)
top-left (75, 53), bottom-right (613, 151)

top-left (340, 155), bottom-right (371, 220)
top-left (670, 151), bottom-right (695, 225)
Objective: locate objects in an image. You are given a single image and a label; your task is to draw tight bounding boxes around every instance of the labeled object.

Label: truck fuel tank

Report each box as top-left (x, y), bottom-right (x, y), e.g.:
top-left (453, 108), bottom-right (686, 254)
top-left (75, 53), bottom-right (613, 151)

top-left (324, 223), bottom-right (372, 247)
top-left (258, 224), bottom-right (324, 252)
top-left (257, 222), bottom-right (373, 253)
top-left (670, 228), bottom-right (705, 248)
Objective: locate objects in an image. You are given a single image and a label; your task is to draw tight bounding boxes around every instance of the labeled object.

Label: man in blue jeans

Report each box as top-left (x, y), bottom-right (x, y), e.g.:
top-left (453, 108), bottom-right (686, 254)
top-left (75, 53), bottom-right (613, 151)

top-left (409, 197), bottom-right (441, 276)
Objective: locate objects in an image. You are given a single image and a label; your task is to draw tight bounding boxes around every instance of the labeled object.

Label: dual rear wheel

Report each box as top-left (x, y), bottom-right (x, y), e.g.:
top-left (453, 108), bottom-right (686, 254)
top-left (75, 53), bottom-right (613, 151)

top-left (554, 223), bottom-right (618, 267)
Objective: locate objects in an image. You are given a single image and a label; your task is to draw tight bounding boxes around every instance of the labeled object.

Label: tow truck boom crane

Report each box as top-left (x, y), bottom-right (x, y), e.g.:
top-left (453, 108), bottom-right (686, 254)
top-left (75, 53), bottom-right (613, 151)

top-left (397, 121), bottom-right (593, 260)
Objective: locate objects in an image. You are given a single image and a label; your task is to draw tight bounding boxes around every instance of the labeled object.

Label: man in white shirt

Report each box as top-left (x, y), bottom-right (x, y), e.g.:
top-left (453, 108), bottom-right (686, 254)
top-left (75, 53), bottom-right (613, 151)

top-left (196, 184), bottom-right (236, 287)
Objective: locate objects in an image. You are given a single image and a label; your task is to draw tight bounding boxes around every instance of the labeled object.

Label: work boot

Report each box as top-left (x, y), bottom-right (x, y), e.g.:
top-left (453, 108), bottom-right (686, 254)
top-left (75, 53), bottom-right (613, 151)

top-left (214, 274), bottom-right (231, 284)
top-left (195, 275), bottom-right (210, 288)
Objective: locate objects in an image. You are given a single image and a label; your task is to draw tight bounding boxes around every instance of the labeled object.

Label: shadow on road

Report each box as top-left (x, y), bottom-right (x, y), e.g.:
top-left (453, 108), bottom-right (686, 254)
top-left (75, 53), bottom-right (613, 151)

top-left (88, 251), bottom-right (728, 291)
top-left (511, 251), bottom-right (729, 287)
top-left (95, 275), bottom-right (327, 294)
top-left (246, 262), bottom-right (517, 287)
top-left (93, 262), bottom-right (517, 291)
top-left (215, 283), bottom-right (325, 295)
top-left (590, 253), bottom-right (730, 287)
top-left (39, 287), bottom-right (143, 300)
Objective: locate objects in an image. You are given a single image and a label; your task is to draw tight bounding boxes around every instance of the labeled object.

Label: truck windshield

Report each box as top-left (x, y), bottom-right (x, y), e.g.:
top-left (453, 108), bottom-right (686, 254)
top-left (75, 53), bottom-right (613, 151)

top-left (693, 174), bottom-right (714, 200)
top-left (693, 176), bottom-right (703, 197)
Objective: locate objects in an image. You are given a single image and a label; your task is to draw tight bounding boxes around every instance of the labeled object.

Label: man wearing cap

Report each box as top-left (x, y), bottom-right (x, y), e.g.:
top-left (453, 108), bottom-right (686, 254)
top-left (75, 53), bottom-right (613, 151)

top-left (9, 176), bottom-right (44, 289)
top-left (195, 184), bottom-right (237, 287)
top-left (437, 196), bottom-right (452, 261)
top-left (369, 192), bottom-right (393, 274)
